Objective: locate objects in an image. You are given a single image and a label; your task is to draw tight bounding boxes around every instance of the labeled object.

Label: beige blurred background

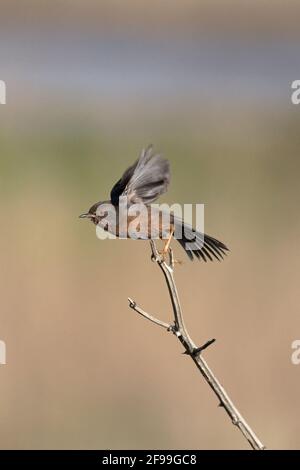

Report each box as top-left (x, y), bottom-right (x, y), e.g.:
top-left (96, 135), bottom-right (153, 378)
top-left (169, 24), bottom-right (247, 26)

top-left (0, 1), bottom-right (300, 450)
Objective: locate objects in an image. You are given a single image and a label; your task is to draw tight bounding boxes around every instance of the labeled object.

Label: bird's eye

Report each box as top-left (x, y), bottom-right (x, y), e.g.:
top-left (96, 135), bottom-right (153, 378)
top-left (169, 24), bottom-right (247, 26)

top-left (99, 210), bottom-right (108, 218)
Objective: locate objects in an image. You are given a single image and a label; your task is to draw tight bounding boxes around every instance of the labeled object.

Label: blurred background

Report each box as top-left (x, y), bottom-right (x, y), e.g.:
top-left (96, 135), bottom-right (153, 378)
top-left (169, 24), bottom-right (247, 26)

top-left (0, 0), bottom-right (300, 450)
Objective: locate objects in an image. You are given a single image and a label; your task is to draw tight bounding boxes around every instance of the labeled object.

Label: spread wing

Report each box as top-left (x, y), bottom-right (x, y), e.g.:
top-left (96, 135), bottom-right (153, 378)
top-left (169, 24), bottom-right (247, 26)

top-left (110, 145), bottom-right (170, 206)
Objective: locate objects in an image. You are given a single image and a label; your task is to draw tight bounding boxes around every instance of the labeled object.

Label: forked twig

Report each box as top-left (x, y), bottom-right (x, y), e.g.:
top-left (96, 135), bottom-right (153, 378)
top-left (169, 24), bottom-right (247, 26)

top-left (128, 298), bottom-right (171, 330)
top-left (128, 240), bottom-right (265, 450)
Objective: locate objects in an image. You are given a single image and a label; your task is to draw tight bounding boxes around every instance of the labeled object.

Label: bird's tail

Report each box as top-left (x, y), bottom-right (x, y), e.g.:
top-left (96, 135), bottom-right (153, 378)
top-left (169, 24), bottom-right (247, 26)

top-left (174, 219), bottom-right (229, 261)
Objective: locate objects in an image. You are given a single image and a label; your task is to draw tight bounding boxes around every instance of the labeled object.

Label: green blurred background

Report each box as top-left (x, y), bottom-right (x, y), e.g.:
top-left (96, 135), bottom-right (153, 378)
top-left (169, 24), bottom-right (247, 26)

top-left (0, 1), bottom-right (300, 449)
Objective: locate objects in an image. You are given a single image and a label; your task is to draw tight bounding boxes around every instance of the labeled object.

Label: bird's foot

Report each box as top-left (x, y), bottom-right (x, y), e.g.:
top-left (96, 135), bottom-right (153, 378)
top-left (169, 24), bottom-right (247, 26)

top-left (158, 248), bottom-right (168, 262)
top-left (157, 248), bottom-right (182, 267)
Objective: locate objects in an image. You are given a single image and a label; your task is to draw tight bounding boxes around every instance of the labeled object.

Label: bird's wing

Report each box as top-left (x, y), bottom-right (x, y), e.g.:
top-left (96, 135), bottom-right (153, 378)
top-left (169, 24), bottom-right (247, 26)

top-left (110, 160), bottom-right (139, 206)
top-left (110, 145), bottom-right (170, 206)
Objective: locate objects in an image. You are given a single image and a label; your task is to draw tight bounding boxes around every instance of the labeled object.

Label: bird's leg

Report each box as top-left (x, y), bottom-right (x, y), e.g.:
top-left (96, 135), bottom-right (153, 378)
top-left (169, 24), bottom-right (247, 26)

top-left (159, 228), bottom-right (182, 265)
top-left (162, 228), bottom-right (174, 256)
top-left (158, 233), bottom-right (172, 262)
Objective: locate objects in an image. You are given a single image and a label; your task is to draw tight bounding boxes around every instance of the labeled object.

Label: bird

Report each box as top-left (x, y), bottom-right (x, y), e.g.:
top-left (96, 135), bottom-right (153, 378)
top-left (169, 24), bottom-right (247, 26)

top-left (80, 145), bottom-right (229, 261)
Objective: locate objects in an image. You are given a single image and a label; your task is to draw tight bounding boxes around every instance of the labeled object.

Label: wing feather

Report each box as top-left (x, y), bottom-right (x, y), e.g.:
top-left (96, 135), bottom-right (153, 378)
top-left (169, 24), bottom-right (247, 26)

top-left (110, 145), bottom-right (170, 206)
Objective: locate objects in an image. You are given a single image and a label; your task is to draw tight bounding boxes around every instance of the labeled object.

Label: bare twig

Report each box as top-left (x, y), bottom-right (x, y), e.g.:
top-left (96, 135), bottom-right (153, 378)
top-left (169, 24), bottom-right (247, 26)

top-left (128, 297), bottom-right (171, 330)
top-left (128, 240), bottom-right (265, 450)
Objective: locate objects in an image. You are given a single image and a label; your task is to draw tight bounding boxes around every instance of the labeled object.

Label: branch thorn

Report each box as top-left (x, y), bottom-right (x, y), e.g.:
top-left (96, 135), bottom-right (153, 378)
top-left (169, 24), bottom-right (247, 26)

top-left (183, 338), bottom-right (216, 356)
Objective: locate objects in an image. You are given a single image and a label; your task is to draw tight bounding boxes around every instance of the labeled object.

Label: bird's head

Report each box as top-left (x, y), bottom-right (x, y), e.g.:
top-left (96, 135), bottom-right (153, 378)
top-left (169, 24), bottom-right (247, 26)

top-left (79, 201), bottom-right (104, 225)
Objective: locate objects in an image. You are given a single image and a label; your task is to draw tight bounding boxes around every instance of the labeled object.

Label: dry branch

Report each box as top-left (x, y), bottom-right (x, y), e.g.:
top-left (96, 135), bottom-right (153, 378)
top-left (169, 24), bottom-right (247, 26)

top-left (128, 240), bottom-right (265, 450)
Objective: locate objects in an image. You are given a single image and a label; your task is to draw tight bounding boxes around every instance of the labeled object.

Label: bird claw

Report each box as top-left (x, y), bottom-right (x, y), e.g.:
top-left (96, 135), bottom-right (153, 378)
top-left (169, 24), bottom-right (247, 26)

top-left (158, 249), bottom-right (168, 262)
top-left (173, 259), bottom-right (183, 265)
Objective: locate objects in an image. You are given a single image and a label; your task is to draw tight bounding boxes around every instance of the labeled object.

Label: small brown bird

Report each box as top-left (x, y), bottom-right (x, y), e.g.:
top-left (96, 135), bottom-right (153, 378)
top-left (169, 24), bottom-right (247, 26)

top-left (80, 145), bottom-right (228, 261)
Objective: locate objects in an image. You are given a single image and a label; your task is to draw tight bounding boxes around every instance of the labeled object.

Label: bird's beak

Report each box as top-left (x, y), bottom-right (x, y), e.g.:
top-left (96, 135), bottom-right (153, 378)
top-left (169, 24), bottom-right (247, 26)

top-left (79, 213), bottom-right (90, 219)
